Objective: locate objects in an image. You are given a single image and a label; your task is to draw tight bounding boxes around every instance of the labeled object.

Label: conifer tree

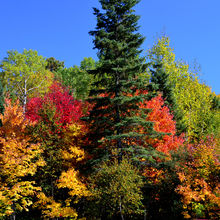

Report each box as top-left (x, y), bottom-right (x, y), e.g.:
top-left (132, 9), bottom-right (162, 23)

top-left (87, 0), bottom-right (159, 163)
top-left (148, 60), bottom-right (186, 134)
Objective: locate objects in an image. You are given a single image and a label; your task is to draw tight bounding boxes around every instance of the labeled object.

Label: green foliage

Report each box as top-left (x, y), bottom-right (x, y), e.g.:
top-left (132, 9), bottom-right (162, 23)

top-left (0, 49), bottom-right (53, 110)
top-left (86, 0), bottom-right (159, 163)
top-left (55, 57), bottom-right (95, 100)
top-left (88, 158), bottom-right (144, 219)
top-left (46, 57), bottom-right (64, 72)
top-left (206, 94), bottom-right (220, 143)
top-left (148, 36), bottom-right (214, 140)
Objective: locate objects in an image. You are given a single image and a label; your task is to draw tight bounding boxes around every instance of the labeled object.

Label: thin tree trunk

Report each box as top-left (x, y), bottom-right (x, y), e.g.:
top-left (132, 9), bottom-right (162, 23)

top-left (119, 196), bottom-right (124, 220)
top-left (144, 209), bottom-right (146, 220)
top-left (23, 78), bottom-right (27, 114)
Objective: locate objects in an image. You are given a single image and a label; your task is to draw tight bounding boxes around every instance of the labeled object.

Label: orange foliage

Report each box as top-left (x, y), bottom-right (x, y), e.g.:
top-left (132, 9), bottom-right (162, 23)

top-left (138, 92), bottom-right (185, 154)
top-left (0, 99), bottom-right (45, 217)
top-left (175, 138), bottom-right (220, 219)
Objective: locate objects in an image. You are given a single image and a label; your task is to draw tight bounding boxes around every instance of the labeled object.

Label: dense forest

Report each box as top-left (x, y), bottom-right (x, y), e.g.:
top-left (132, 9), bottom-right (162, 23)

top-left (0, 0), bottom-right (219, 219)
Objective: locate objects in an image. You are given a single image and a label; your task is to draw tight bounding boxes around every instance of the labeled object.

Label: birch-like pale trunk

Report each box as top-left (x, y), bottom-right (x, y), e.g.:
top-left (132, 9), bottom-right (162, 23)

top-left (119, 196), bottom-right (124, 220)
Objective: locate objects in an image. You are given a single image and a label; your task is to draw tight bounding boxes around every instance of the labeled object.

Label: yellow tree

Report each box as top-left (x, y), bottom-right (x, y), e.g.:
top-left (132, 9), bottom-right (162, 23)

top-left (33, 123), bottom-right (90, 219)
top-left (0, 99), bottom-right (45, 218)
top-left (148, 36), bottom-right (213, 140)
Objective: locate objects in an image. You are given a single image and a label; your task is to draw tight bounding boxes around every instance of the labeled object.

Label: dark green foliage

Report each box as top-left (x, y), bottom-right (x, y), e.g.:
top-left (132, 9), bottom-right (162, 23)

top-left (86, 0), bottom-right (159, 163)
top-left (0, 80), bottom-right (4, 127)
top-left (206, 94), bottom-right (220, 139)
top-left (148, 61), bottom-right (186, 134)
top-left (143, 148), bottom-right (188, 220)
top-left (46, 57), bottom-right (64, 72)
top-left (210, 94), bottom-right (220, 110)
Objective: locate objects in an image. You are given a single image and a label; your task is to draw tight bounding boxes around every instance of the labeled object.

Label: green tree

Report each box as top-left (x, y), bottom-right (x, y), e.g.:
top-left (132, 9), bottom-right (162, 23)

top-left (86, 0), bottom-right (158, 163)
top-left (55, 57), bottom-right (95, 100)
top-left (0, 49), bottom-right (53, 112)
top-left (80, 57), bottom-right (96, 71)
top-left (148, 36), bottom-right (213, 140)
top-left (88, 158), bottom-right (144, 219)
top-left (46, 57), bottom-right (64, 72)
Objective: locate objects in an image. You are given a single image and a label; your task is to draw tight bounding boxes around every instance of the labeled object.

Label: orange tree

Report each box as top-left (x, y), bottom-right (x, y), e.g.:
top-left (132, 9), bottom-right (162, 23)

top-left (0, 99), bottom-right (45, 218)
top-left (175, 137), bottom-right (220, 219)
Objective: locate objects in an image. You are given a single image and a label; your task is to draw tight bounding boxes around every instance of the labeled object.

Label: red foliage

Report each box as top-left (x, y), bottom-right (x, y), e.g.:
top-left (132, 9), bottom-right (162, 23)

top-left (26, 82), bottom-right (86, 127)
top-left (139, 92), bottom-right (185, 154)
top-left (89, 90), bottom-right (185, 154)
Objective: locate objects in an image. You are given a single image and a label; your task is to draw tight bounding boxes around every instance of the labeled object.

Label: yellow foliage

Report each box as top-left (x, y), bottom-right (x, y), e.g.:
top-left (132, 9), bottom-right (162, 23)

top-left (33, 122), bottom-right (89, 218)
top-left (57, 168), bottom-right (90, 198)
top-left (35, 192), bottom-right (78, 219)
top-left (0, 99), bottom-right (45, 217)
top-left (61, 123), bottom-right (86, 167)
top-left (34, 167), bottom-right (89, 219)
top-left (148, 36), bottom-right (214, 140)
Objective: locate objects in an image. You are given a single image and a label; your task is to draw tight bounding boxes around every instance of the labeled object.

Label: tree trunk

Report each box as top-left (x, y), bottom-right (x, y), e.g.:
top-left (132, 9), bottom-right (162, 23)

top-left (119, 196), bottom-right (124, 220)
top-left (23, 78), bottom-right (27, 114)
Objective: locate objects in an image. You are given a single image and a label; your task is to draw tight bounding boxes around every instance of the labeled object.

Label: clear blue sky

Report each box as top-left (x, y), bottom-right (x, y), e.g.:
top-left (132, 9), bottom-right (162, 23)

top-left (0, 0), bottom-right (219, 94)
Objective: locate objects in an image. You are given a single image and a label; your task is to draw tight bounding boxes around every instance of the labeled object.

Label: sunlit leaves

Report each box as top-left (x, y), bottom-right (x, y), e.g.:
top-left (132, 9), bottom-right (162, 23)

top-left (176, 138), bottom-right (220, 219)
top-left (25, 83), bottom-right (89, 218)
top-left (88, 158), bottom-right (144, 219)
top-left (138, 92), bottom-right (185, 154)
top-left (0, 49), bottom-right (53, 109)
top-left (148, 36), bottom-right (214, 140)
top-left (0, 99), bottom-right (44, 217)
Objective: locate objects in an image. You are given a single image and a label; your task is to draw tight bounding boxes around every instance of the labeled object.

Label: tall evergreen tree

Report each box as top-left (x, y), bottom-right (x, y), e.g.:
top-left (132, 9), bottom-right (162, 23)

top-left (86, 0), bottom-right (160, 164)
top-left (148, 60), bottom-right (186, 134)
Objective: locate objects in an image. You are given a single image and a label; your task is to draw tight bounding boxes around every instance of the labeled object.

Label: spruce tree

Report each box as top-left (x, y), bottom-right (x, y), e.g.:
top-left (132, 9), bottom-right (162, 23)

top-left (148, 60), bottom-right (186, 134)
top-left (86, 0), bottom-right (160, 164)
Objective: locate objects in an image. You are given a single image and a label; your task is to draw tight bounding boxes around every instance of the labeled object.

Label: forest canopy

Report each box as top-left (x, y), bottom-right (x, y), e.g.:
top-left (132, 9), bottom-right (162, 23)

top-left (0, 0), bottom-right (219, 219)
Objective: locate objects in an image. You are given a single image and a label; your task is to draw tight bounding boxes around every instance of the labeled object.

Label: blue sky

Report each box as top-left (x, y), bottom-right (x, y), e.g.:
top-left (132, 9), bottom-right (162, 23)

top-left (0, 0), bottom-right (219, 94)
